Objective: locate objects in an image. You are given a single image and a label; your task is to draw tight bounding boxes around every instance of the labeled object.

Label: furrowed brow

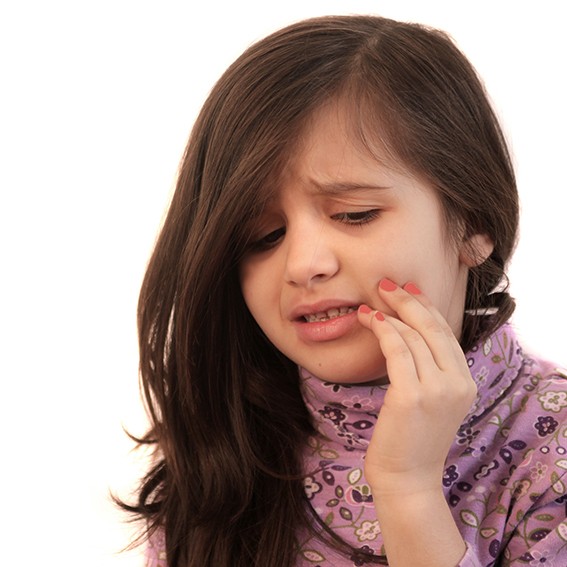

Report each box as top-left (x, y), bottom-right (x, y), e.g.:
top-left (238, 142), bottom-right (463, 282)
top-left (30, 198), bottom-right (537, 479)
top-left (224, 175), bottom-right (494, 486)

top-left (312, 180), bottom-right (392, 195)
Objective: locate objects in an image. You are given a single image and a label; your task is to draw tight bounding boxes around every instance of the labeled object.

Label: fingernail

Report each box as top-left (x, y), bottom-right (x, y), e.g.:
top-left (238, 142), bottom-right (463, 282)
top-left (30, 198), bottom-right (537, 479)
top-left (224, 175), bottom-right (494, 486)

top-left (404, 282), bottom-right (422, 295)
top-left (379, 278), bottom-right (398, 292)
top-left (375, 311), bottom-right (385, 321)
top-left (358, 305), bottom-right (372, 314)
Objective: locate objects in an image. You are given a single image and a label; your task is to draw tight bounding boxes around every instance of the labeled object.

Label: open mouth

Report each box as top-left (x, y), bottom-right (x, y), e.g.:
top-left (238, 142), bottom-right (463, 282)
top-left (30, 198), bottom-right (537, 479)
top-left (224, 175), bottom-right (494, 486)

top-left (302, 306), bottom-right (359, 323)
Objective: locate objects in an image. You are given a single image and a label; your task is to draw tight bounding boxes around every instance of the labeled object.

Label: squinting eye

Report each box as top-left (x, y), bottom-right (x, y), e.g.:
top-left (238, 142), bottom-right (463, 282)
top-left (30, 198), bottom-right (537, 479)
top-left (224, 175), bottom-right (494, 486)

top-left (249, 227), bottom-right (286, 251)
top-left (332, 209), bottom-right (381, 225)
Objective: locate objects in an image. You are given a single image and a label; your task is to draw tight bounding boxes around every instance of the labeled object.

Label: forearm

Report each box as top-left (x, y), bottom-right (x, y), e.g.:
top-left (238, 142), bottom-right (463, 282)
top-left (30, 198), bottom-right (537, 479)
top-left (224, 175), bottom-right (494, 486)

top-left (374, 488), bottom-right (466, 567)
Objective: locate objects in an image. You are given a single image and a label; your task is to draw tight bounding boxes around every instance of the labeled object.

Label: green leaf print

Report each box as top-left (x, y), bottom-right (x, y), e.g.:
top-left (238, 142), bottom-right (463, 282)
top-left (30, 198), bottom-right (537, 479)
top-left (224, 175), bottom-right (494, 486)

top-left (302, 550), bottom-right (326, 562)
top-left (552, 477), bottom-right (565, 494)
top-left (480, 527), bottom-right (498, 539)
top-left (319, 449), bottom-right (339, 459)
top-left (460, 510), bottom-right (480, 528)
top-left (348, 468), bottom-right (362, 485)
top-left (558, 522), bottom-right (567, 542)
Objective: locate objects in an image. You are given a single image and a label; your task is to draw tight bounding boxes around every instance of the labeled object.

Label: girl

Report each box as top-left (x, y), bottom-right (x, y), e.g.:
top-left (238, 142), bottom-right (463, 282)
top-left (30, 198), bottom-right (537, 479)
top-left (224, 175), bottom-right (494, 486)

top-left (125, 14), bottom-right (567, 567)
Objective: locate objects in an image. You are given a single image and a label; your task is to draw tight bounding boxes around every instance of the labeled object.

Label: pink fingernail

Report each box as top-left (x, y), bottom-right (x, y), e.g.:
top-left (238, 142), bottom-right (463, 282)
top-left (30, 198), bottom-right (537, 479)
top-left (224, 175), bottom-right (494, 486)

top-left (358, 305), bottom-right (372, 314)
top-left (404, 282), bottom-right (422, 295)
top-left (374, 311), bottom-right (385, 321)
top-left (379, 278), bottom-right (397, 292)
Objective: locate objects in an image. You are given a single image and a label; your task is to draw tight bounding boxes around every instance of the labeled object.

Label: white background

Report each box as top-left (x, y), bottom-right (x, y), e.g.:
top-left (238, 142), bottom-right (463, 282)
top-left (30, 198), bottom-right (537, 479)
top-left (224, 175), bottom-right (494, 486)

top-left (1, 1), bottom-right (565, 565)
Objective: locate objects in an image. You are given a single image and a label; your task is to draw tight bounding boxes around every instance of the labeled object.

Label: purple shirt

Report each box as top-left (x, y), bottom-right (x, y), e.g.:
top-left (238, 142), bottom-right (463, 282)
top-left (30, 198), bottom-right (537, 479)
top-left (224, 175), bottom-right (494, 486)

top-left (145, 323), bottom-right (567, 566)
top-left (298, 323), bottom-right (567, 565)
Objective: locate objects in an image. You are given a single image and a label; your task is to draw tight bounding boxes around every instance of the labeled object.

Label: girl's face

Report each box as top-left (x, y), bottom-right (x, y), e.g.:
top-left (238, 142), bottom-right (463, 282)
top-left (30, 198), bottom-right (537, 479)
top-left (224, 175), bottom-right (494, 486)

top-left (240, 104), bottom-right (474, 384)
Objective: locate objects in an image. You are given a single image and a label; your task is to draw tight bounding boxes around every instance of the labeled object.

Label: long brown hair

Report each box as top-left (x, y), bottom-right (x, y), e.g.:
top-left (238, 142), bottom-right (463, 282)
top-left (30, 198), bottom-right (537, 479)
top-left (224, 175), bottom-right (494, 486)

top-left (124, 15), bottom-right (519, 566)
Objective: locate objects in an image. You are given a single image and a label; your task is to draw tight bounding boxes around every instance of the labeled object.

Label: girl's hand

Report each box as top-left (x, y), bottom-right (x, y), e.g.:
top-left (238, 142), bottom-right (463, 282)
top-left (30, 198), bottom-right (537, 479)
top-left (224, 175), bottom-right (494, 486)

top-left (357, 278), bottom-right (477, 497)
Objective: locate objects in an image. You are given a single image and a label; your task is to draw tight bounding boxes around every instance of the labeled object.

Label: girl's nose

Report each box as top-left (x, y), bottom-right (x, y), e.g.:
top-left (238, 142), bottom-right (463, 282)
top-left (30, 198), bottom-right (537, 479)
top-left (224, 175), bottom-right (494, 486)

top-left (283, 224), bottom-right (339, 287)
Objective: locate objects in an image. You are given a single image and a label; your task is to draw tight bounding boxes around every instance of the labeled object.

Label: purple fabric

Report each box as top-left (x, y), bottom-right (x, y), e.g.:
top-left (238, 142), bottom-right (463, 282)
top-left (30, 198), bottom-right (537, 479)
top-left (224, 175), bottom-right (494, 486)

top-left (145, 323), bottom-right (567, 566)
top-left (298, 323), bottom-right (567, 565)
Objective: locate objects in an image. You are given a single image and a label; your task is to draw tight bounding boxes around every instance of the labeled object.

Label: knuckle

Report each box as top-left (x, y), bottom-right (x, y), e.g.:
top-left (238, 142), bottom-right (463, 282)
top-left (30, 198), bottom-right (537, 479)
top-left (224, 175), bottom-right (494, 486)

top-left (397, 293), bottom-right (414, 308)
top-left (391, 342), bottom-right (412, 359)
top-left (400, 327), bottom-right (422, 344)
top-left (424, 315), bottom-right (452, 338)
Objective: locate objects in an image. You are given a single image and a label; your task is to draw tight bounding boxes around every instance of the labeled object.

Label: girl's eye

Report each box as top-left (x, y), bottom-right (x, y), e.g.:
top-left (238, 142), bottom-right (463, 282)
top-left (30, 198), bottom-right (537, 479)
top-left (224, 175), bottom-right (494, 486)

top-left (249, 227), bottom-right (286, 251)
top-left (332, 209), bottom-right (381, 225)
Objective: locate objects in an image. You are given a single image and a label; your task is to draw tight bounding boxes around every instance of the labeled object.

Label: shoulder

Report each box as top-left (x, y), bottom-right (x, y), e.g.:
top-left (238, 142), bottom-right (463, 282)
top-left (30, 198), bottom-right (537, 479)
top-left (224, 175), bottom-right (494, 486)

top-left (494, 351), bottom-right (567, 495)
top-left (519, 353), bottom-right (567, 416)
top-left (455, 343), bottom-right (567, 495)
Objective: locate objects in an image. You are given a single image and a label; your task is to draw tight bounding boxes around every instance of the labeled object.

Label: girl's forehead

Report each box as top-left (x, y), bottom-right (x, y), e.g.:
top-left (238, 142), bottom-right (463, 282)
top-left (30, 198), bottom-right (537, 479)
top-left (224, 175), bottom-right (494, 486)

top-left (281, 102), bottom-right (417, 192)
top-left (291, 98), bottom-right (411, 179)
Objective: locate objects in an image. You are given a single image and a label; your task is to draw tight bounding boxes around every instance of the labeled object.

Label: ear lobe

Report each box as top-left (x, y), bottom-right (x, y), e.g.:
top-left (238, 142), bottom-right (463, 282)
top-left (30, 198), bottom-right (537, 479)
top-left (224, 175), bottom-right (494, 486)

top-left (459, 233), bottom-right (494, 267)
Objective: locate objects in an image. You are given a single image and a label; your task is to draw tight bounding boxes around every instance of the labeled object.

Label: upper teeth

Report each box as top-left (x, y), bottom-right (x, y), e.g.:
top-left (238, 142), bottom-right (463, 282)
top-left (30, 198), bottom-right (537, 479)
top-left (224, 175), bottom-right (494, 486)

top-left (304, 306), bottom-right (357, 322)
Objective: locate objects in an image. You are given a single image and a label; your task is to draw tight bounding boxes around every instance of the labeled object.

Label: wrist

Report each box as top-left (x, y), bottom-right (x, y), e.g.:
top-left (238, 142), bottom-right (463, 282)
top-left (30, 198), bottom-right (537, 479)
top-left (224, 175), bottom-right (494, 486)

top-left (371, 487), bottom-right (466, 567)
top-left (372, 482), bottom-right (446, 519)
top-left (366, 466), bottom-right (443, 499)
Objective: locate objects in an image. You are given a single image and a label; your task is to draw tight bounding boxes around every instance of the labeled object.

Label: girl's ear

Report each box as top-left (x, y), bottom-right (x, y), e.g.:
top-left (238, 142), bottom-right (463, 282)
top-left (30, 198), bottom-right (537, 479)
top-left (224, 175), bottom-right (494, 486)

top-left (459, 233), bottom-right (494, 267)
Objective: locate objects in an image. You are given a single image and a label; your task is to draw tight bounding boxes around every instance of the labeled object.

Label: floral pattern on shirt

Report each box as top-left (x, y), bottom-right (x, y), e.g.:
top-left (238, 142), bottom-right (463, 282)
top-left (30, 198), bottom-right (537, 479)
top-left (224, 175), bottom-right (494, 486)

top-left (297, 323), bottom-right (567, 566)
top-left (145, 323), bottom-right (567, 566)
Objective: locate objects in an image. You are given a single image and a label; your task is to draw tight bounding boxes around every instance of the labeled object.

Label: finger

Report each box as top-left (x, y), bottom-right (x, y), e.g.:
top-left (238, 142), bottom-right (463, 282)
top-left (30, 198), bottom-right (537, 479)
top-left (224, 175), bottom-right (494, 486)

top-left (377, 278), bottom-right (465, 372)
top-left (359, 307), bottom-right (430, 388)
top-left (402, 282), bottom-right (471, 376)
top-left (368, 311), bottom-right (422, 388)
top-left (381, 314), bottom-right (443, 378)
top-left (359, 306), bottom-right (477, 413)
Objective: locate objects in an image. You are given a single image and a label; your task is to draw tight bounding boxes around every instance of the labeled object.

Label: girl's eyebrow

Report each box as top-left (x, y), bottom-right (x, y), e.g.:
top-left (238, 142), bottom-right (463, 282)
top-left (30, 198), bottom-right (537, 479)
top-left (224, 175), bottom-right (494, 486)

top-left (312, 180), bottom-right (392, 195)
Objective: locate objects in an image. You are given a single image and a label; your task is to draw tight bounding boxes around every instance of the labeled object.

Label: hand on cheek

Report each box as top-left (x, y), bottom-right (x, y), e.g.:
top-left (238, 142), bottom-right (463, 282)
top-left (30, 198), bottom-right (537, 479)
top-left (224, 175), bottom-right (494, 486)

top-left (357, 278), bottom-right (477, 495)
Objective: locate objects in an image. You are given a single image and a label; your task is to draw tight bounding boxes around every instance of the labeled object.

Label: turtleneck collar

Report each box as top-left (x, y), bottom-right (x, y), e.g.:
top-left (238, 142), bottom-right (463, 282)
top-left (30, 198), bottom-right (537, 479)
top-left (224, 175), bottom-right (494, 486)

top-left (300, 323), bottom-right (524, 449)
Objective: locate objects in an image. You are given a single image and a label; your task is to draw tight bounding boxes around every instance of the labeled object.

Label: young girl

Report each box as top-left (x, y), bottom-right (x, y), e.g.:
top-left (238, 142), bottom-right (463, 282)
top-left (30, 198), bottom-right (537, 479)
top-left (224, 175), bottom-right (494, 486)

top-left (126, 14), bottom-right (567, 567)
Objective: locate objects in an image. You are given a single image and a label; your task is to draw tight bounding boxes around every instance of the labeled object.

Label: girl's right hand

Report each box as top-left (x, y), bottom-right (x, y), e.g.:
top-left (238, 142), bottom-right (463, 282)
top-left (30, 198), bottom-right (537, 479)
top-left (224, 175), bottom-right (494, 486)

top-left (356, 279), bottom-right (475, 566)
top-left (357, 278), bottom-right (476, 494)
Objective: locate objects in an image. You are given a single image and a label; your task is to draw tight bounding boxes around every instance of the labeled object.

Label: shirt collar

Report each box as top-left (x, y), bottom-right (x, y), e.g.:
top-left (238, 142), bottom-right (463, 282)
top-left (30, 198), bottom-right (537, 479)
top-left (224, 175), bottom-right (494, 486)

top-left (300, 323), bottom-right (524, 448)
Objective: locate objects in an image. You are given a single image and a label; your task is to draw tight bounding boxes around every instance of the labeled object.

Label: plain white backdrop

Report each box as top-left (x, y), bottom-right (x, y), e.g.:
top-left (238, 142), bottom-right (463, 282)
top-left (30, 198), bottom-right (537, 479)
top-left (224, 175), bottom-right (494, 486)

top-left (1, 1), bottom-right (565, 565)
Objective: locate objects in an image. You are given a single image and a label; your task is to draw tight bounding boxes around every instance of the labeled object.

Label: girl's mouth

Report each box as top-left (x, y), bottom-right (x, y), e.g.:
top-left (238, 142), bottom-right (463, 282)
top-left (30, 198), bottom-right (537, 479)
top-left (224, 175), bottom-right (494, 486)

top-left (302, 305), bottom-right (358, 323)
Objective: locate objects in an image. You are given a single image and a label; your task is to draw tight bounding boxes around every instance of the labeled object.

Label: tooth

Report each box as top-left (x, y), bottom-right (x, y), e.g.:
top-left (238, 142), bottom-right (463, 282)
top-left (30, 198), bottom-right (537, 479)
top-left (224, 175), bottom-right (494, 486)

top-left (304, 307), bottom-right (359, 322)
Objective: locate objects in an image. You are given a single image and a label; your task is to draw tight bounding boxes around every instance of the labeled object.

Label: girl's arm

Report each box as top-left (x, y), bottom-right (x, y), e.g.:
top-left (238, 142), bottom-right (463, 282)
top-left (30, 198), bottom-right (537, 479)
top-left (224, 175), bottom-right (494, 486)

top-left (358, 279), bottom-right (477, 567)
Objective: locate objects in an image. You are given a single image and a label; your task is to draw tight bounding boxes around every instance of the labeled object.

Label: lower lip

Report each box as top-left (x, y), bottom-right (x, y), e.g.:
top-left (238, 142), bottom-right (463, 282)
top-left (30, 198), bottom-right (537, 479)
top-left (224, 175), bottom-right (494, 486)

top-left (293, 310), bottom-right (359, 342)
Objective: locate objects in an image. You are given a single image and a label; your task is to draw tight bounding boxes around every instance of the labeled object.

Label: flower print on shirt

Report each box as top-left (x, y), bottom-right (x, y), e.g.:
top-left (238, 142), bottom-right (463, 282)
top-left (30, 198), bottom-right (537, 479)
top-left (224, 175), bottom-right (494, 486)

top-left (355, 520), bottom-right (381, 542)
top-left (341, 395), bottom-right (376, 412)
top-left (304, 475), bottom-right (323, 499)
top-left (530, 461), bottom-right (549, 482)
top-left (296, 323), bottom-right (567, 566)
top-left (538, 391), bottom-right (567, 413)
top-left (443, 464), bottom-right (460, 487)
top-left (145, 324), bottom-right (567, 566)
top-left (535, 415), bottom-right (560, 437)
